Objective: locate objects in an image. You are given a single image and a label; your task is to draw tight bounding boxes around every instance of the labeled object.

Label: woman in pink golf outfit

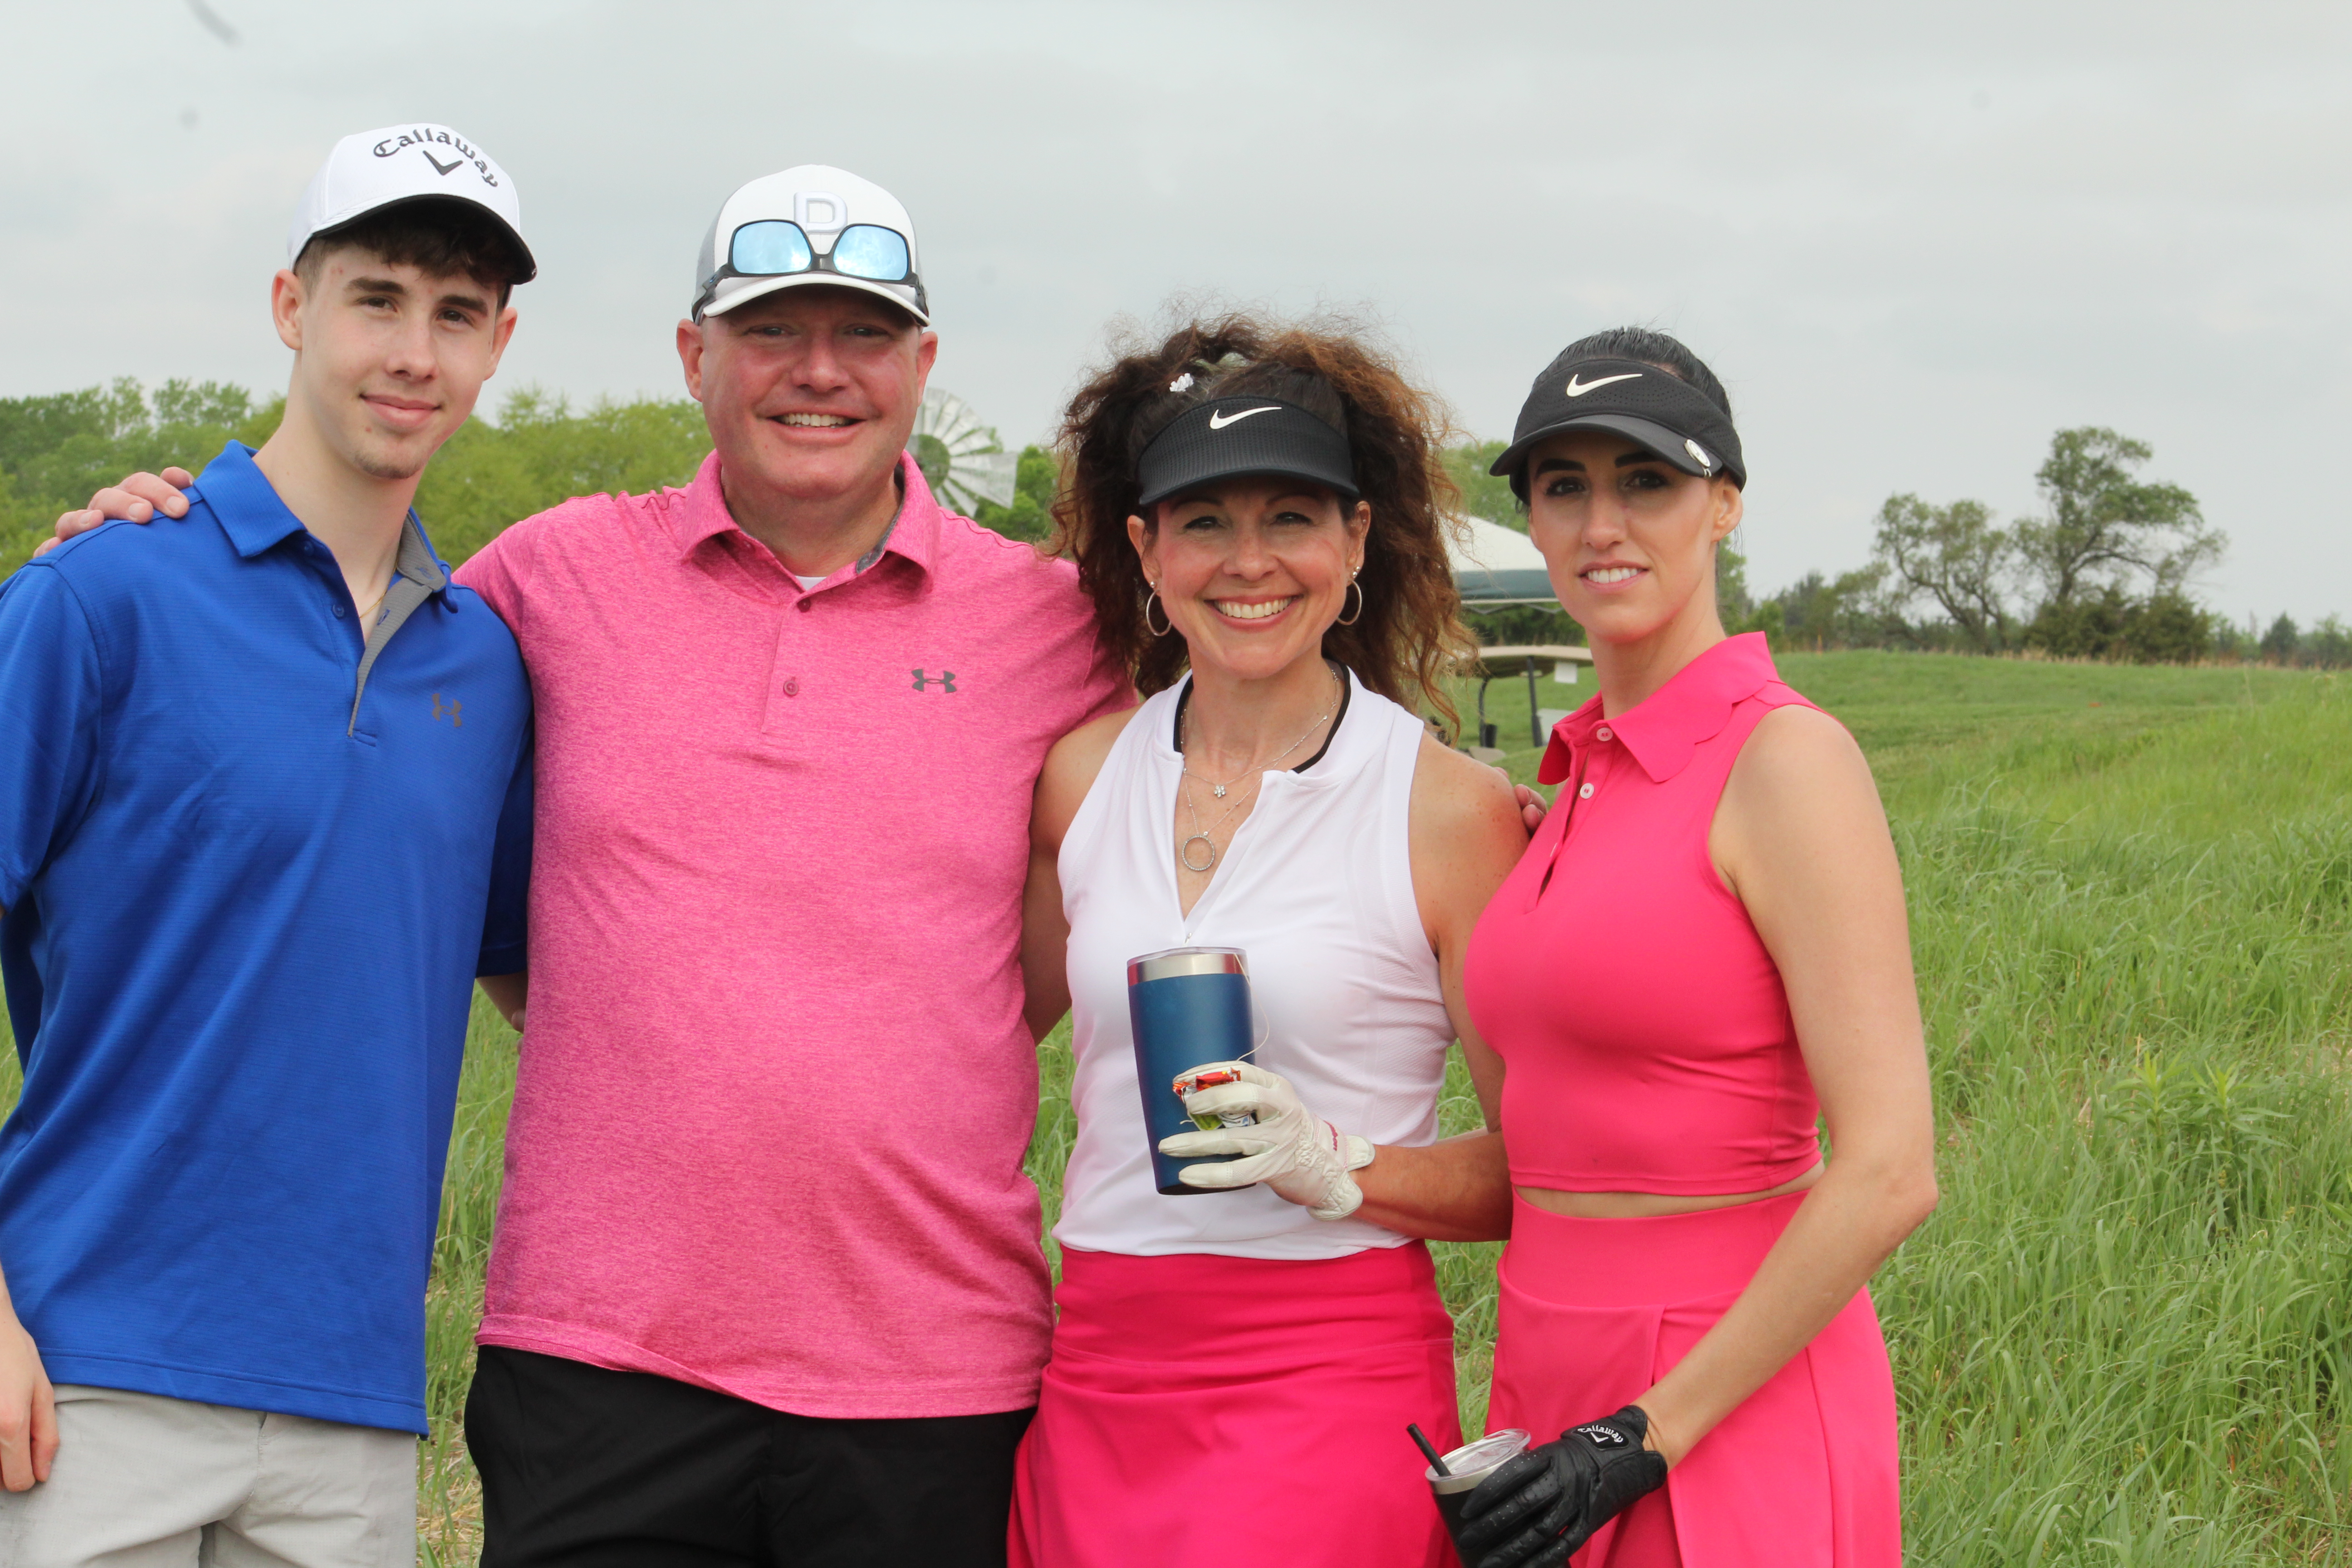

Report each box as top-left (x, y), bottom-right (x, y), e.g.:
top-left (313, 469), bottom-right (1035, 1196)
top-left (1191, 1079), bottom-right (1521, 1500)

top-left (1448, 328), bottom-right (1940, 1567)
top-left (1009, 316), bottom-right (1531, 1567)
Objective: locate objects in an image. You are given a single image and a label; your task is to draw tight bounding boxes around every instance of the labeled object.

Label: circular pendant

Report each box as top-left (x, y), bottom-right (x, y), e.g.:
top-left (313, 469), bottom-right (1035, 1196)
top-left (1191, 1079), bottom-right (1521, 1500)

top-left (1180, 834), bottom-right (1219, 873)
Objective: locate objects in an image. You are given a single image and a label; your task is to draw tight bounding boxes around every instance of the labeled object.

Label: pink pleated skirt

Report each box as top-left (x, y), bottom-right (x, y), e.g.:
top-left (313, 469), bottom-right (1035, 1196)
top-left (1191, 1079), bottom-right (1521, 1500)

top-left (1489, 1193), bottom-right (1901, 1568)
top-left (1009, 1242), bottom-right (1461, 1568)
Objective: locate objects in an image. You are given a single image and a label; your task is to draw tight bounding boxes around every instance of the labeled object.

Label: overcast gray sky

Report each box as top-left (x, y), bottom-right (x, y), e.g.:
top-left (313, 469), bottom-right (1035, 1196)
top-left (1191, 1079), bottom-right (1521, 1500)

top-left (5, 0), bottom-right (2347, 623)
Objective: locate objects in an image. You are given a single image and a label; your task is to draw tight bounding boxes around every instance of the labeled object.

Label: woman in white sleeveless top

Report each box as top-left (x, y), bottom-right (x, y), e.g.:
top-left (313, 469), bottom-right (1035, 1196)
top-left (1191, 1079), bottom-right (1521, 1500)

top-left (1007, 319), bottom-right (1532, 1568)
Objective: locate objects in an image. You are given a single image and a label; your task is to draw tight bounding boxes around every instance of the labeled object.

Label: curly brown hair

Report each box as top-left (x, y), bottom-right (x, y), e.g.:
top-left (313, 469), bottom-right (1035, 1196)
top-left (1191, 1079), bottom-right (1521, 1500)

top-left (1050, 312), bottom-right (1474, 731)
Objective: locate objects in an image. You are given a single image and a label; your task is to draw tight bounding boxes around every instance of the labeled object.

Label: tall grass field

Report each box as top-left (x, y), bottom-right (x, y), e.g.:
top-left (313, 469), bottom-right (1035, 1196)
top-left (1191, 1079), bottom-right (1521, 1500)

top-left (1, 652), bottom-right (2344, 1564)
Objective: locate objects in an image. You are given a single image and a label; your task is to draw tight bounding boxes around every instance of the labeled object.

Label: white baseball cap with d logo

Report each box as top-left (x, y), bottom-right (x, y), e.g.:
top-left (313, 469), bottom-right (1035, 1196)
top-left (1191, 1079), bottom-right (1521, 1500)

top-left (692, 165), bottom-right (928, 325)
top-left (285, 123), bottom-right (534, 282)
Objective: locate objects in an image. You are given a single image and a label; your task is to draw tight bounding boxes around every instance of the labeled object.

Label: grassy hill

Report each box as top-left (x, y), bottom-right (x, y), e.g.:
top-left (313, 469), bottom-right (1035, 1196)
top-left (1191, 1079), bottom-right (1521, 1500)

top-left (3, 652), bottom-right (2346, 1564)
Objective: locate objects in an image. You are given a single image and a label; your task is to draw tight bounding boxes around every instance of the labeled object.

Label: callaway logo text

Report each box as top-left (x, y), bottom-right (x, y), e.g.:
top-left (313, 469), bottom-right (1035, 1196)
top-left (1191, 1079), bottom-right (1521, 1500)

top-left (1573, 1422), bottom-right (1630, 1446)
top-left (1564, 372), bottom-right (1642, 398)
top-left (371, 128), bottom-right (500, 187)
top-left (911, 670), bottom-right (957, 694)
top-left (1207, 406), bottom-right (1281, 431)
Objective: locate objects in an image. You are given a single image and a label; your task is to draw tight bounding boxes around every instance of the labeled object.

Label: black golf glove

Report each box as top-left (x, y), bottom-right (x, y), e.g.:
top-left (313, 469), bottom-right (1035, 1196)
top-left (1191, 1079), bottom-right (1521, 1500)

top-left (1451, 1406), bottom-right (1669, 1568)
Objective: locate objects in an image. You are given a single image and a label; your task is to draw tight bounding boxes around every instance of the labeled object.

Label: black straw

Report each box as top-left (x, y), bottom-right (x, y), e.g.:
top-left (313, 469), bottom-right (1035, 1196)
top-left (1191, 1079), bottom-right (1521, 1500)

top-left (1407, 1422), bottom-right (1450, 1476)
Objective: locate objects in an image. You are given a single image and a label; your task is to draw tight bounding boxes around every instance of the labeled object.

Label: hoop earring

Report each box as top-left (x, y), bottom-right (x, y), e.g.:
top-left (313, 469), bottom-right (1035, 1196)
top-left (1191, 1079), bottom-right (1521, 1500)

top-left (1143, 589), bottom-right (1174, 637)
top-left (1334, 575), bottom-right (1364, 627)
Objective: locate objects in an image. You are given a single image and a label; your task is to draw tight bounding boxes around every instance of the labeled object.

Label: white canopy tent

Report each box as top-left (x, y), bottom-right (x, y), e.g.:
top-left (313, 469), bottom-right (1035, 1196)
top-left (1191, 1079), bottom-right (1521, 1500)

top-left (1447, 515), bottom-right (1558, 606)
top-left (1444, 517), bottom-right (1592, 751)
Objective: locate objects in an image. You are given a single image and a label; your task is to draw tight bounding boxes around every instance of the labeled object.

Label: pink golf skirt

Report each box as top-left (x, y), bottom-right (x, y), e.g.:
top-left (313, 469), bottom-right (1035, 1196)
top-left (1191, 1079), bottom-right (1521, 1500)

top-left (1489, 1193), bottom-right (1901, 1568)
top-left (1009, 1241), bottom-right (1461, 1568)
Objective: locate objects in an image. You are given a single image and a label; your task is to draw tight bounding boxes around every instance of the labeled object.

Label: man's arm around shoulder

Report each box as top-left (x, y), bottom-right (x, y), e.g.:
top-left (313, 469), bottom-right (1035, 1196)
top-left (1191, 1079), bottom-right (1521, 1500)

top-left (39, 468), bottom-right (196, 557)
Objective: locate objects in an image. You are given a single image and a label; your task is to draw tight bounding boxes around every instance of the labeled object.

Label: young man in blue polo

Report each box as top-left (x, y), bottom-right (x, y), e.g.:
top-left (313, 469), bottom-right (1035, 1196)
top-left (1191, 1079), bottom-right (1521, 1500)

top-left (0, 125), bottom-right (534, 1564)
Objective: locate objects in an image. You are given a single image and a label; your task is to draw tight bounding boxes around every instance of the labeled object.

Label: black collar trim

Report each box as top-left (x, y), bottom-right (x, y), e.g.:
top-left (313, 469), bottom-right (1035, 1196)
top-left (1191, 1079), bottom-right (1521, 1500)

top-left (1171, 661), bottom-right (1352, 773)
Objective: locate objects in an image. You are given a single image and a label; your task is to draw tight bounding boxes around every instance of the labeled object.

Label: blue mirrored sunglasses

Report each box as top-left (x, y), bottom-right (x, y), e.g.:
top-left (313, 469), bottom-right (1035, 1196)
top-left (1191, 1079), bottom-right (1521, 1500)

top-left (694, 220), bottom-right (925, 318)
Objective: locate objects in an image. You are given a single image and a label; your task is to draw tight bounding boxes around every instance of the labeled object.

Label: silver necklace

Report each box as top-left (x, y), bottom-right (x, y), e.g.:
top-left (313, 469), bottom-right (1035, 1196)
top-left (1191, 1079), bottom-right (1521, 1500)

top-left (1178, 776), bottom-right (1260, 873)
top-left (1176, 667), bottom-right (1341, 873)
top-left (1179, 667), bottom-right (1340, 798)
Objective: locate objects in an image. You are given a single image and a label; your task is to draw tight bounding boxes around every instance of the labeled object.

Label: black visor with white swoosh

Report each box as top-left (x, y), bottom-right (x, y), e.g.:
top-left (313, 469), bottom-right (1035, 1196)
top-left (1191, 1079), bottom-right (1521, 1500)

top-left (1136, 397), bottom-right (1359, 508)
top-left (1490, 354), bottom-right (1746, 497)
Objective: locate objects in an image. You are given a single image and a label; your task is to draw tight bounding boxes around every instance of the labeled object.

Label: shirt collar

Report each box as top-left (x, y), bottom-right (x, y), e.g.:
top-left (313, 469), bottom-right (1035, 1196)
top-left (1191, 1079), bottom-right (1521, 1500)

top-left (1537, 632), bottom-right (1783, 785)
top-left (672, 449), bottom-right (945, 579)
top-left (192, 441), bottom-right (448, 592)
top-left (391, 506), bottom-right (450, 593)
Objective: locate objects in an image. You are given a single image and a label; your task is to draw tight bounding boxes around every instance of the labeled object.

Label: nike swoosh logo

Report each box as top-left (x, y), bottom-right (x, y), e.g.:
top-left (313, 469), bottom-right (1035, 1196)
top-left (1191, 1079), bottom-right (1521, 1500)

top-left (1207, 406), bottom-right (1282, 431)
top-left (1565, 372), bottom-right (1642, 397)
top-left (423, 152), bottom-right (465, 176)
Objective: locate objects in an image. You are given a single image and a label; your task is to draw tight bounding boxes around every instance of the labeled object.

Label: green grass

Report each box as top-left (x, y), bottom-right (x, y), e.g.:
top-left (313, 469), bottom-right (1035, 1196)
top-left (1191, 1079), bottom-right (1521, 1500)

top-left (3, 653), bottom-right (2346, 1563)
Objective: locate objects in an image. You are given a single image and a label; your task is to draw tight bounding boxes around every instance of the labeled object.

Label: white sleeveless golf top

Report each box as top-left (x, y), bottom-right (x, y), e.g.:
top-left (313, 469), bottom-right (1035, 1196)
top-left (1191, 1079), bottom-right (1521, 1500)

top-left (1053, 667), bottom-right (1456, 1260)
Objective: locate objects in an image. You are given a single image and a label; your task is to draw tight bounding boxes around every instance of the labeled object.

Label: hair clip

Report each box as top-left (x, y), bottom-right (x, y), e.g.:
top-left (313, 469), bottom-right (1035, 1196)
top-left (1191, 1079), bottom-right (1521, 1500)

top-left (1168, 372), bottom-right (1194, 393)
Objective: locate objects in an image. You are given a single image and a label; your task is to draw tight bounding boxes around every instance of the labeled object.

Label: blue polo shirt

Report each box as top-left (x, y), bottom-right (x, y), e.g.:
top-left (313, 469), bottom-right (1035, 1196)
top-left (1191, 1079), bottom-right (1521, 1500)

top-left (0, 442), bottom-right (531, 1434)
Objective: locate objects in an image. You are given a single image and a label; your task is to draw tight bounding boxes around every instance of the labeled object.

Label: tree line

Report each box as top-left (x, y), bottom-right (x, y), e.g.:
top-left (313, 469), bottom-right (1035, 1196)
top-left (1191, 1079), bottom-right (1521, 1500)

top-left (3, 382), bottom-right (2342, 669)
top-left (1455, 427), bottom-right (2346, 669)
top-left (1715, 428), bottom-right (2350, 667)
top-left (0, 379), bottom-right (714, 575)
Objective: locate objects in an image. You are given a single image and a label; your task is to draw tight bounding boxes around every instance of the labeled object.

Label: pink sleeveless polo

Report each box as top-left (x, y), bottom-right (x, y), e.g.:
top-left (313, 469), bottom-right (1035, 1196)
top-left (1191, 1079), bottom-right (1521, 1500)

top-left (1463, 635), bottom-right (1902, 1568)
top-left (1464, 632), bottom-right (1824, 1195)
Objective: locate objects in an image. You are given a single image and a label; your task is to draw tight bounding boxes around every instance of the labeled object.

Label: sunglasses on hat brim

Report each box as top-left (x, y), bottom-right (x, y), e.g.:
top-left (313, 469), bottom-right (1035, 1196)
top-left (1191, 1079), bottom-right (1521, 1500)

top-left (694, 219), bottom-right (927, 319)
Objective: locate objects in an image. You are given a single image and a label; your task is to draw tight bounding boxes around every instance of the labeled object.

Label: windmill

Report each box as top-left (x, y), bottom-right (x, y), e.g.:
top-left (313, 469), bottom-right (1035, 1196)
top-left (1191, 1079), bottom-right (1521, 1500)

top-left (908, 389), bottom-right (1020, 514)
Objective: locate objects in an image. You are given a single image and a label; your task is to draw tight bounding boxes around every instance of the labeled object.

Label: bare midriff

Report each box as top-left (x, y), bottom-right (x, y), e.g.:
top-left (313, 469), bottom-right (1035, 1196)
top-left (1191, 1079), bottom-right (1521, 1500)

top-left (1516, 1160), bottom-right (1824, 1219)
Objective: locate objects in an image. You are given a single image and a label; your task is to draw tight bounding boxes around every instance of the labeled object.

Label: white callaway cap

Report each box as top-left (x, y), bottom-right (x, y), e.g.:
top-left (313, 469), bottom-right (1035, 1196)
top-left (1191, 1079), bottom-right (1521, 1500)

top-left (286, 123), bottom-right (535, 282)
top-left (692, 165), bottom-right (927, 324)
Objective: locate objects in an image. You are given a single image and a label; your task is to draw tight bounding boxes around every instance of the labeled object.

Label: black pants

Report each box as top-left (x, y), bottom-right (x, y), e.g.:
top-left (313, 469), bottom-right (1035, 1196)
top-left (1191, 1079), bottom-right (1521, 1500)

top-left (465, 1345), bottom-right (1034, 1568)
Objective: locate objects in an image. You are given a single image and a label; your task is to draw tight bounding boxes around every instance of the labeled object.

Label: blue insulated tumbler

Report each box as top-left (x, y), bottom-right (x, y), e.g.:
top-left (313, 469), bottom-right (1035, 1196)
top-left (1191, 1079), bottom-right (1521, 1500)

top-left (1127, 946), bottom-right (1255, 1196)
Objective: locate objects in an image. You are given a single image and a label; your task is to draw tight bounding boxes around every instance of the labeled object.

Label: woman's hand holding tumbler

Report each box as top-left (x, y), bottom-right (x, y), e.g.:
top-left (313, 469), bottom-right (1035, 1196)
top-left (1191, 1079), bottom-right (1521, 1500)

top-left (1451, 1406), bottom-right (1669, 1568)
top-left (1158, 1063), bottom-right (1373, 1220)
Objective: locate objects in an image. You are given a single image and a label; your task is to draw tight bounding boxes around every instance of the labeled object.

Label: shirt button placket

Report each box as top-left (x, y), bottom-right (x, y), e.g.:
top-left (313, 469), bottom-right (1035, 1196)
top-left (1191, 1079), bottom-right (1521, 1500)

top-left (766, 585), bottom-right (806, 731)
top-left (1578, 724), bottom-right (1613, 801)
top-left (784, 587), bottom-right (816, 693)
top-left (788, 577), bottom-right (808, 694)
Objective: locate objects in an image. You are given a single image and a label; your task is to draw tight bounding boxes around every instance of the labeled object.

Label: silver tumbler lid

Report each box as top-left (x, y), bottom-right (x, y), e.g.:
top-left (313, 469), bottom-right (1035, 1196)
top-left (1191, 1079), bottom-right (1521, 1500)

top-left (1126, 946), bottom-right (1248, 986)
top-left (1429, 1429), bottom-right (1532, 1493)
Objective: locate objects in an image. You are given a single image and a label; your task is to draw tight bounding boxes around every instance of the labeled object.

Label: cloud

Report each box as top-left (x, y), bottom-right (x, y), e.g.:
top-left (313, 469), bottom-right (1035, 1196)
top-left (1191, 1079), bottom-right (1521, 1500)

top-left (4, 0), bottom-right (2345, 618)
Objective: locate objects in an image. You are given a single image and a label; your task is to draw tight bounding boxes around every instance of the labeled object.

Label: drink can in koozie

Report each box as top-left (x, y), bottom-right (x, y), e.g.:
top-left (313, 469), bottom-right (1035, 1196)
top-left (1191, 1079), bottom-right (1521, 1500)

top-left (1428, 1429), bottom-right (1532, 1547)
top-left (1127, 946), bottom-right (1254, 1196)
top-left (1171, 1066), bottom-right (1257, 1130)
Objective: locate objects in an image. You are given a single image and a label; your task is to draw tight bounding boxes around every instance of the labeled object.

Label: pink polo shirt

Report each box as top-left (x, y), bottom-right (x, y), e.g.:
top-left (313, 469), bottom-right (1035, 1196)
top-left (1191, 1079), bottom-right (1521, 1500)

top-left (456, 451), bottom-right (1125, 1418)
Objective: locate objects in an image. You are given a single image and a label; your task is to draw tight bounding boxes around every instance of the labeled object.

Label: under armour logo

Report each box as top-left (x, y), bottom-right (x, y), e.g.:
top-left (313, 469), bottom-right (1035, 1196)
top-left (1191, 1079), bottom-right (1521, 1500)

top-left (911, 669), bottom-right (957, 693)
top-left (432, 694), bottom-right (463, 726)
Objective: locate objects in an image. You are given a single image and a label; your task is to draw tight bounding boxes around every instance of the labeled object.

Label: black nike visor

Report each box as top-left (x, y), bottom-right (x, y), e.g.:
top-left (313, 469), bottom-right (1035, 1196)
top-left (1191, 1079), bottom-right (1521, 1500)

top-left (1136, 398), bottom-right (1358, 509)
top-left (1490, 355), bottom-right (1745, 498)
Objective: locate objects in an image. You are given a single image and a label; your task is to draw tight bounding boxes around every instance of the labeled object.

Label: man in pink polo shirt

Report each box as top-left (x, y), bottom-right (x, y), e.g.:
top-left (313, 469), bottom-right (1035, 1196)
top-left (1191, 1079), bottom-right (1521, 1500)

top-left (453, 168), bottom-right (1124, 1563)
top-left (56, 165), bottom-right (1124, 1564)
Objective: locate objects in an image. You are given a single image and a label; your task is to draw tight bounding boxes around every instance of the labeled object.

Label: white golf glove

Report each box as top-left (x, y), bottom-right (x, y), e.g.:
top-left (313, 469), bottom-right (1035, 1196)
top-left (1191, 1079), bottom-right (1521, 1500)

top-left (1157, 1062), bottom-right (1374, 1220)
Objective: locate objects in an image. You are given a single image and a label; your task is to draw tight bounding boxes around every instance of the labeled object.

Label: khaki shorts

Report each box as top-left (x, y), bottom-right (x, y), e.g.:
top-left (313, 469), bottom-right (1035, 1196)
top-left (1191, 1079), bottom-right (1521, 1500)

top-left (0, 1385), bottom-right (414, 1568)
